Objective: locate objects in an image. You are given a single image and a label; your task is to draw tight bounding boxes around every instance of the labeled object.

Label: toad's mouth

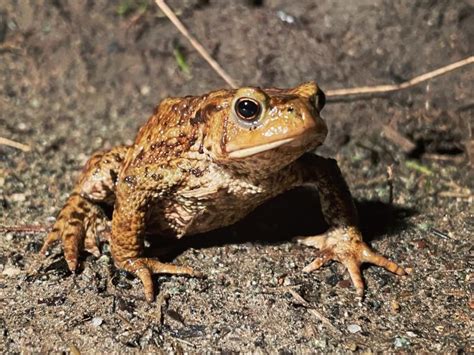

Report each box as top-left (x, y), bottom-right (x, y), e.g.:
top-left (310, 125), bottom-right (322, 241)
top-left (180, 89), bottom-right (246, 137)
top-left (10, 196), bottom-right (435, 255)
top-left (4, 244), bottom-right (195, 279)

top-left (228, 135), bottom-right (325, 158)
top-left (227, 137), bottom-right (296, 158)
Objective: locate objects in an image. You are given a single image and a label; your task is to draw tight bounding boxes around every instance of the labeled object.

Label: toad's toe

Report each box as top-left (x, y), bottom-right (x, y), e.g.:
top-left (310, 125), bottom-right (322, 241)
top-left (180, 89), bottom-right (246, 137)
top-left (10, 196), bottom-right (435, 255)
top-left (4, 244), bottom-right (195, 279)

top-left (118, 257), bottom-right (199, 302)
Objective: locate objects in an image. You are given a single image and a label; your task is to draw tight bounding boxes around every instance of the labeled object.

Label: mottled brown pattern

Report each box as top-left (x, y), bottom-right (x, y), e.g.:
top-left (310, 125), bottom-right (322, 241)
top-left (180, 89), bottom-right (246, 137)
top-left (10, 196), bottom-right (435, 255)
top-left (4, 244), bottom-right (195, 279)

top-left (42, 82), bottom-right (405, 302)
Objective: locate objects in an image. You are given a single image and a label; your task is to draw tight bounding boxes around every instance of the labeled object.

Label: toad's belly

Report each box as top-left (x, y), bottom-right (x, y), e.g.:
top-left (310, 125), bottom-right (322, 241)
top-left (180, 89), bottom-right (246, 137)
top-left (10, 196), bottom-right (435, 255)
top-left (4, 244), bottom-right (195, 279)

top-left (147, 183), bottom-right (289, 238)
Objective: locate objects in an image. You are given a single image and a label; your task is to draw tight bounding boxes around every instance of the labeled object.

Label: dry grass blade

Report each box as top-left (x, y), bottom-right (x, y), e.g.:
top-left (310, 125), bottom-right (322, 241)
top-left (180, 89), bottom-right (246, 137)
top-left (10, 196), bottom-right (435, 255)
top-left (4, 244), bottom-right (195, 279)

top-left (154, 0), bottom-right (238, 88)
top-left (0, 224), bottom-right (51, 233)
top-left (285, 287), bottom-right (342, 335)
top-left (0, 137), bottom-right (31, 152)
top-left (154, 1), bottom-right (471, 97)
top-left (326, 56), bottom-right (474, 97)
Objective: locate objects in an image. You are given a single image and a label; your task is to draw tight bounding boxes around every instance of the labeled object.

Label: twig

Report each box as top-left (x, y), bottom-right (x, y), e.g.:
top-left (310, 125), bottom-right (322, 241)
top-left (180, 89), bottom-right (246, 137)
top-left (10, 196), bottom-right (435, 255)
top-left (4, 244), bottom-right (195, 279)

top-left (326, 56), bottom-right (474, 97)
top-left (0, 137), bottom-right (31, 152)
top-left (153, 1), bottom-right (472, 96)
top-left (386, 165), bottom-right (394, 205)
top-left (382, 125), bottom-right (416, 153)
top-left (0, 224), bottom-right (51, 233)
top-left (285, 287), bottom-right (342, 335)
top-left (154, 0), bottom-right (238, 89)
top-left (171, 336), bottom-right (195, 348)
top-left (429, 228), bottom-right (450, 240)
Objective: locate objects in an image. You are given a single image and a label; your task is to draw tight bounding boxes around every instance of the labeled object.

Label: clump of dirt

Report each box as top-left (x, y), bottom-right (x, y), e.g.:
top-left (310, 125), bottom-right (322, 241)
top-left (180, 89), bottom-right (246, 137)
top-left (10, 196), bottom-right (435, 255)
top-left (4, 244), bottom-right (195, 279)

top-left (1, 0), bottom-right (472, 352)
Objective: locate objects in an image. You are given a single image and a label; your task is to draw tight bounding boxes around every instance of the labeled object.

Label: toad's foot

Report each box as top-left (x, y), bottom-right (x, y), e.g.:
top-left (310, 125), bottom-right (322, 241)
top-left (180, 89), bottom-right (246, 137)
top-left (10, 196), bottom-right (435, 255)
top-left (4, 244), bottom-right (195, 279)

top-left (40, 193), bottom-right (102, 271)
top-left (117, 258), bottom-right (202, 302)
top-left (295, 226), bottom-right (406, 297)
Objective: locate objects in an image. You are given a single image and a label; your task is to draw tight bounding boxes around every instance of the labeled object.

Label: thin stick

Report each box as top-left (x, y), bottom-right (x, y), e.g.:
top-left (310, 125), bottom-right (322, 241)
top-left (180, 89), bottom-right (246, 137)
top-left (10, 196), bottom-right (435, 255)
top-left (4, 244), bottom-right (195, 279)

top-left (154, 0), bottom-right (238, 89)
top-left (0, 137), bottom-right (31, 152)
top-left (326, 56), bottom-right (474, 97)
top-left (285, 287), bottom-right (341, 335)
top-left (0, 224), bottom-right (51, 233)
top-left (386, 165), bottom-right (394, 205)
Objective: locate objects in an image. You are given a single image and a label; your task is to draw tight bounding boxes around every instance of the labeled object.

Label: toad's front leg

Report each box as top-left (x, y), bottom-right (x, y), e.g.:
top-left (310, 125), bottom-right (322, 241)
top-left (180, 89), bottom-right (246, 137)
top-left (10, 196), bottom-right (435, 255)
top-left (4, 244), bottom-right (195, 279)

top-left (294, 153), bottom-right (406, 296)
top-left (111, 189), bottom-right (199, 302)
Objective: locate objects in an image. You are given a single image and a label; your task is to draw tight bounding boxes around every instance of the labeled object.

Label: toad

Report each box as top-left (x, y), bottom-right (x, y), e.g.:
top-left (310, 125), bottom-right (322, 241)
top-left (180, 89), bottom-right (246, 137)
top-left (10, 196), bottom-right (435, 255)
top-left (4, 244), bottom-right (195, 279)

top-left (41, 82), bottom-right (406, 301)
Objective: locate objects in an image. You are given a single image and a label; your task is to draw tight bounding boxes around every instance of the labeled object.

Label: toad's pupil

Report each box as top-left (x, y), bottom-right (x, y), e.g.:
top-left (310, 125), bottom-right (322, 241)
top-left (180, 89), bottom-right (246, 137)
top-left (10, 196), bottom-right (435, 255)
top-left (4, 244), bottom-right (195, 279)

top-left (236, 99), bottom-right (260, 120)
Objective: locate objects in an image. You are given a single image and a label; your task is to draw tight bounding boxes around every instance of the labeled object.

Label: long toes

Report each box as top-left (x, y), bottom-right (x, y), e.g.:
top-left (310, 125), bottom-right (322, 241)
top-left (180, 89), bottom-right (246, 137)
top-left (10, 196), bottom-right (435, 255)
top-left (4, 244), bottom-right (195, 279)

top-left (303, 252), bottom-right (332, 272)
top-left (294, 235), bottom-right (326, 249)
top-left (136, 267), bottom-right (155, 302)
top-left (40, 230), bottom-right (61, 255)
top-left (62, 225), bottom-right (84, 272)
top-left (145, 259), bottom-right (197, 277)
top-left (345, 258), bottom-right (365, 297)
top-left (121, 259), bottom-right (155, 302)
top-left (84, 231), bottom-right (100, 257)
top-left (119, 258), bottom-right (201, 302)
top-left (363, 249), bottom-right (406, 276)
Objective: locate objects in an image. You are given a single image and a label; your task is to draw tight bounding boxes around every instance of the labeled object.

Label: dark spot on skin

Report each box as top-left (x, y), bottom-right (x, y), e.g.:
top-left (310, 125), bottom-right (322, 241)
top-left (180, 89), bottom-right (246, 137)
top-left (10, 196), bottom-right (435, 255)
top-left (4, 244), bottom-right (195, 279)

top-left (188, 135), bottom-right (197, 147)
top-left (202, 103), bottom-right (220, 117)
top-left (190, 168), bottom-right (204, 177)
top-left (269, 94), bottom-right (298, 107)
top-left (287, 106), bottom-right (294, 113)
top-left (190, 109), bottom-right (204, 126)
top-left (151, 142), bottom-right (164, 150)
top-left (114, 154), bottom-right (123, 163)
top-left (135, 149), bottom-right (145, 162)
top-left (166, 140), bottom-right (180, 148)
top-left (110, 170), bottom-right (118, 185)
top-left (151, 173), bottom-right (163, 181)
top-left (77, 200), bottom-right (89, 211)
top-left (220, 115), bottom-right (229, 153)
top-left (70, 211), bottom-right (85, 220)
top-left (63, 233), bottom-right (76, 240)
top-left (124, 175), bottom-right (136, 186)
top-left (68, 220), bottom-right (82, 227)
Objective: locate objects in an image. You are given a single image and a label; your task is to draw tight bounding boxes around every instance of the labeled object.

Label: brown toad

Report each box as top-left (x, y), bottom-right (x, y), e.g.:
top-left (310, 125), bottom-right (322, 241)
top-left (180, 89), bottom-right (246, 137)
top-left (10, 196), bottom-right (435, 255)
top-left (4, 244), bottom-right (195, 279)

top-left (41, 82), bottom-right (405, 301)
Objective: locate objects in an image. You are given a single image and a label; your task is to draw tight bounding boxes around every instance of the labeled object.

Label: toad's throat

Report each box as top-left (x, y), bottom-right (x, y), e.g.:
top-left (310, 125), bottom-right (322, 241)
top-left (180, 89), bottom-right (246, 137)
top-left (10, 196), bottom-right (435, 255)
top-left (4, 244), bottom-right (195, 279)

top-left (227, 137), bottom-right (296, 158)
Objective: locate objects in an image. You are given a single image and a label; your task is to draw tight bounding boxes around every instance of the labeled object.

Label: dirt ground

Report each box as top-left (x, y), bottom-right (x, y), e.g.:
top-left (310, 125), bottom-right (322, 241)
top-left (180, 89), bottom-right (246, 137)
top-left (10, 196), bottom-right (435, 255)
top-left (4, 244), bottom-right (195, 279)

top-left (1, 0), bottom-right (473, 353)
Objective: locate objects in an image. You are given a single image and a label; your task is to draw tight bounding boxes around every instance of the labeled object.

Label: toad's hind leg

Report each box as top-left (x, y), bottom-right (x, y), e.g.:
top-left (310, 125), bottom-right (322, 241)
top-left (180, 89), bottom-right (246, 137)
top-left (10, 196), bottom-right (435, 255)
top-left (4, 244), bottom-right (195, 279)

top-left (40, 146), bottom-right (129, 271)
top-left (111, 192), bottom-right (200, 302)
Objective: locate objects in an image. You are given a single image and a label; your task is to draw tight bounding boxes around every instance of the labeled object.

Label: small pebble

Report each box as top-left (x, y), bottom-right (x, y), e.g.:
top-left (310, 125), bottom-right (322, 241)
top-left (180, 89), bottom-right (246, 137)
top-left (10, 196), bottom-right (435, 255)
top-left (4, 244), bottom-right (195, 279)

top-left (338, 279), bottom-right (352, 288)
top-left (30, 98), bottom-right (41, 108)
top-left (394, 336), bottom-right (410, 348)
top-left (406, 331), bottom-right (417, 338)
top-left (347, 342), bottom-right (358, 351)
top-left (91, 317), bottom-right (103, 327)
top-left (390, 300), bottom-right (400, 313)
top-left (140, 85), bottom-right (151, 96)
top-left (10, 193), bottom-right (26, 202)
top-left (347, 324), bottom-right (361, 333)
top-left (98, 255), bottom-right (110, 265)
top-left (2, 267), bottom-right (22, 277)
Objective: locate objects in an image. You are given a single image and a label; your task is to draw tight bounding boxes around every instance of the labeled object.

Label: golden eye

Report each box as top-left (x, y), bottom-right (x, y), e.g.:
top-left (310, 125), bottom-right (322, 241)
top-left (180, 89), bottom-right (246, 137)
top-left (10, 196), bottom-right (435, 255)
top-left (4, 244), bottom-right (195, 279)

top-left (234, 98), bottom-right (261, 122)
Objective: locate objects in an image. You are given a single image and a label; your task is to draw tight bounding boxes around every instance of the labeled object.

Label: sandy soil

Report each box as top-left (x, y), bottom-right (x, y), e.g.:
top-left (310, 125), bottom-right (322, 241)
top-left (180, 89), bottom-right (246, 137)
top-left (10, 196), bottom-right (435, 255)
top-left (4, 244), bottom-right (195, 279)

top-left (1, 0), bottom-right (472, 352)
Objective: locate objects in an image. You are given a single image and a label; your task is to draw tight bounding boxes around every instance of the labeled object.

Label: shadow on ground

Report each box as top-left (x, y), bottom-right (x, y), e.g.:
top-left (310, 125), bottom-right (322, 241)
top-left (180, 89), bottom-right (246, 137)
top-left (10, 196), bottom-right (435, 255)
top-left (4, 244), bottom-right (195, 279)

top-left (147, 188), bottom-right (416, 261)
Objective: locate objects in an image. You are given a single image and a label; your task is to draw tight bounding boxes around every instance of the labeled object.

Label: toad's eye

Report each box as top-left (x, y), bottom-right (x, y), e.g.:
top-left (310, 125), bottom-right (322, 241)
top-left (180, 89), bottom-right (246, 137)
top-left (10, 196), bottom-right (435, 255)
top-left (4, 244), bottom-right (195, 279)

top-left (234, 98), bottom-right (261, 121)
